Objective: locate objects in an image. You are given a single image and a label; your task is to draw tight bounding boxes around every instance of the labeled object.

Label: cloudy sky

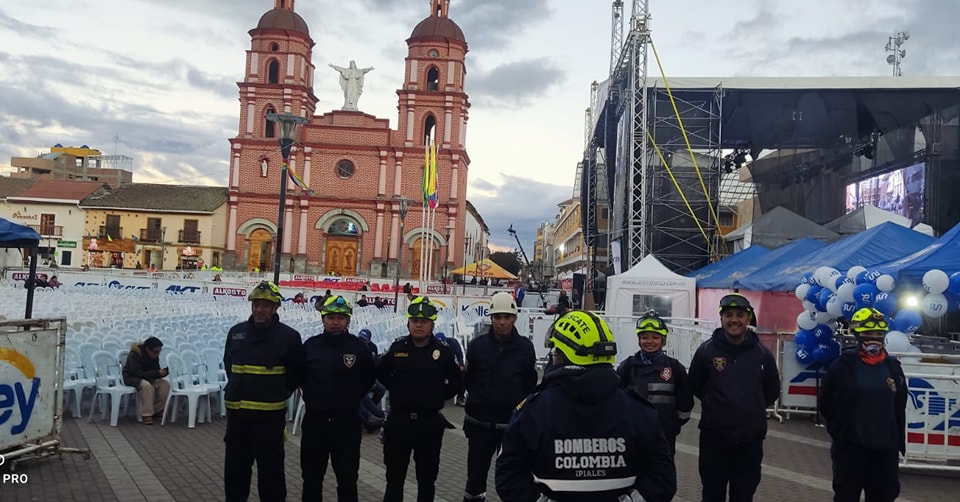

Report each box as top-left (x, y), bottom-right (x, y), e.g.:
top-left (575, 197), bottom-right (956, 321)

top-left (1, 0), bottom-right (957, 251)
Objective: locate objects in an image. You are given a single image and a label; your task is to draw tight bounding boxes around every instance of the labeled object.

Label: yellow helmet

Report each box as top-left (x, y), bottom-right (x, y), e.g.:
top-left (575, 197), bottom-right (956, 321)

top-left (636, 312), bottom-right (668, 341)
top-left (547, 310), bottom-right (618, 366)
top-left (849, 307), bottom-right (888, 334)
top-left (407, 296), bottom-right (438, 321)
top-left (320, 295), bottom-right (353, 317)
top-left (248, 281), bottom-right (282, 305)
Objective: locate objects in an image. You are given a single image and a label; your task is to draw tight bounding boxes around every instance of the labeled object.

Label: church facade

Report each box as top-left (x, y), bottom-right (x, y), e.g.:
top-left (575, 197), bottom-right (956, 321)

top-left (222, 0), bottom-right (471, 280)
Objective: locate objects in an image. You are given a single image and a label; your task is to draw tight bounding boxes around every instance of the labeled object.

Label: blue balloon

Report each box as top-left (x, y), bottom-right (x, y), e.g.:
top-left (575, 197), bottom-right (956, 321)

top-left (795, 346), bottom-right (814, 365)
top-left (892, 309), bottom-right (923, 333)
top-left (864, 270), bottom-right (882, 283)
top-left (840, 302), bottom-right (858, 318)
top-left (806, 284), bottom-right (823, 303)
top-left (853, 283), bottom-right (879, 307)
top-left (874, 292), bottom-right (899, 314)
top-left (812, 324), bottom-right (834, 343)
top-left (794, 329), bottom-right (817, 351)
top-left (817, 288), bottom-right (833, 311)
top-left (855, 271), bottom-right (870, 284)
top-left (813, 342), bottom-right (840, 363)
top-left (834, 276), bottom-right (852, 290)
top-left (949, 272), bottom-right (960, 296)
top-left (802, 272), bottom-right (815, 285)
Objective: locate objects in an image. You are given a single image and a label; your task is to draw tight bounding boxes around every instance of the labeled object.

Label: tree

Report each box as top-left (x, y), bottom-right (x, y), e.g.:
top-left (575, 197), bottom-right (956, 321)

top-left (489, 251), bottom-right (522, 276)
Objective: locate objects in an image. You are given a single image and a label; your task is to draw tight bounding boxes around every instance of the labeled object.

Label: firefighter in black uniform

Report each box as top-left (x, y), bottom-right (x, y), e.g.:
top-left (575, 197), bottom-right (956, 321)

top-left (689, 294), bottom-right (780, 502)
top-left (223, 281), bottom-right (304, 502)
top-left (300, 295), bottom-right (376, 502)
top-left (462, 292), bottom-right (538, 502)
top-left (819, 307), bottom-right (907, 502)
top-left (377, 296), bottom-right (464, 502)
top-left (617, 311), bottom-right (693, 457)
top-left (496, 310), bottom-right (677, 502)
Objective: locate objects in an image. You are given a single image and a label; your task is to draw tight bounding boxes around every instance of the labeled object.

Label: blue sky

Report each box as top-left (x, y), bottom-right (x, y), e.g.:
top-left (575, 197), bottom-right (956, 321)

top-left (1, 0), bottom-right (956, 250)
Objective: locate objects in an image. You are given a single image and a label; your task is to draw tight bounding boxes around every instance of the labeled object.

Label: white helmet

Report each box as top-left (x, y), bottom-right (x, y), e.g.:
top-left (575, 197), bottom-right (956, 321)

top-left (489, 292), bottom-right (519, 315)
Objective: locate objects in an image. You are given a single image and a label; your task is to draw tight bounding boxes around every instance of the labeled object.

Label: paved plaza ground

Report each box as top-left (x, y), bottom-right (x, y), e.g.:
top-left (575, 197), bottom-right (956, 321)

top-left (2, 403), bottom-right (958, 501)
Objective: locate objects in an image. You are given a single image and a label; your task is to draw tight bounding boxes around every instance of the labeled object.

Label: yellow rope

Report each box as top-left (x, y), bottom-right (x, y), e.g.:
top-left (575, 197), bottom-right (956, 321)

top-left (646, 130), bottom-right (712, 249)
top-left (650, 39), bottom-right (727, 254)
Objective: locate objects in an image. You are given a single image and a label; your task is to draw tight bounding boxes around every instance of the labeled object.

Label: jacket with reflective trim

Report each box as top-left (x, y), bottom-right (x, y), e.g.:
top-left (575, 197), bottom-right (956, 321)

top-left (616, 352), bottom-right (693, 438)
top-left (495, 366), bottom-right (676, 502)
top-left (223, 314), bottom-right (304, 413)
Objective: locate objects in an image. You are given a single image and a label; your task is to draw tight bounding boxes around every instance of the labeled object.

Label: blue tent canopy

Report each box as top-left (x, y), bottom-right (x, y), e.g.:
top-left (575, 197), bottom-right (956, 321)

top-left (736, 222), bottom-right (934, 291)
top-left (874, 221), bottom-right (960, 282)
top-left (0, 218), bottom-right (40, 248)
top-left (690, 245), bottom-right (770, 287)
top-left (698, 238), bottom-right (826, 290)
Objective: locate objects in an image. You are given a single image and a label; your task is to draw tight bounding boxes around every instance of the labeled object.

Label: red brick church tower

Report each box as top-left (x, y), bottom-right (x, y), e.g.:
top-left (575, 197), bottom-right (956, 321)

top-left (223, 0), bottom-right (470, 280)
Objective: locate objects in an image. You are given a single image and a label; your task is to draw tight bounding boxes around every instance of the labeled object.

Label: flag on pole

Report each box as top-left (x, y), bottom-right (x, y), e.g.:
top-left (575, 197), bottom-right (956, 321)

top-left (107, 234), bottom-right (113, 242)
top-left (422, 141), bottom-right (439, 209)
top-left (286, 164), bottom-right (317, 196)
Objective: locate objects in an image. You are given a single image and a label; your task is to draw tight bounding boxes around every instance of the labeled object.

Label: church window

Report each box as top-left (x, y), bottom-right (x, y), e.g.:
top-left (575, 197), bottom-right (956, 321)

top-left (426, 67), bottom-right (439, 91)
top-left (336, 159), bottom-right (355, 179)
top-left (423, 115), bottom-right (436, 145)
top-left (265, 106), bottom-right (276, 138)
top-left (268, 60), bottom-right (280, 84)
top-left (428, 49), bottom-right (439, 57)
top-left (327, 218), bottom-right (359, 235)
top-left (270, 42), bottom-right (280, 52)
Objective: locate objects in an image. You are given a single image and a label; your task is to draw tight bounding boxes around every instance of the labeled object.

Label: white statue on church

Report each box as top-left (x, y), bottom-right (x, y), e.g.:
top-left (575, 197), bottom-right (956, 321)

top-left (329, 60), bottom-right (374, 111)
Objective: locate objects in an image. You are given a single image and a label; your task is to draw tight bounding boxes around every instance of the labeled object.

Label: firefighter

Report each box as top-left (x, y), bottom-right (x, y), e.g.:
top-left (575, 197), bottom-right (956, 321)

top-left (495, 310), bottom-right (677, 502)
top-left (462, 292), bottom-right (537, 502)
top-left (223, 281), bottom-right (304, 502)
top-left (617, 311), bottom-right (694, 457)
top-left (819, 307), bottom-right (907, 502)
top-left (300, 295), bottom-right (376, 502)
top-left (377, 296), bottom-right (464, 502)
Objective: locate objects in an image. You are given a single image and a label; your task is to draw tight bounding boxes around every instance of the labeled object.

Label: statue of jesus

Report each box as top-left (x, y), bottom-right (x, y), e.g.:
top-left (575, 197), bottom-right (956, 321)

top-left (329, 60), bottom-right (374, 111)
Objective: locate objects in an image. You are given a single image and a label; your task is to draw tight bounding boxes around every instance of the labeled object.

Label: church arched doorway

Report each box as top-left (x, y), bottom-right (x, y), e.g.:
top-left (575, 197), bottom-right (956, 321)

top-left (248, 228), bottom-right (273, 272)
top-left (325, 218), bottom-right (360, 276)
top-left (410, 237), bottom-right (441, 280)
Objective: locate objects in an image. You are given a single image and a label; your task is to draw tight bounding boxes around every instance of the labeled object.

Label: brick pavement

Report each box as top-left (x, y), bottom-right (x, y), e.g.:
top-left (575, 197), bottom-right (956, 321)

top-left (2, 403), bottom-right (959, 501)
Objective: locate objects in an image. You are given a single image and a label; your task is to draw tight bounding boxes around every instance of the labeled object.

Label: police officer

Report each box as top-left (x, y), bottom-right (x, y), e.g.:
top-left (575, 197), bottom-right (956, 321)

top-left (689, 294), bottom-right (780, 502)
top-left (223, 281), bottom-right (304, 502)
top-left (617, 311), bottom-right (693, 457)
top-left (377, 296), bottom-right (464, 502)
top-left (300, 295), bottom-right (376, 502)
top-left (462, 292), bottom-right (537, 502)
top-left (496, 310), bottom-right (677, 502)
top-left (819, 307), bottom-right (907, 502)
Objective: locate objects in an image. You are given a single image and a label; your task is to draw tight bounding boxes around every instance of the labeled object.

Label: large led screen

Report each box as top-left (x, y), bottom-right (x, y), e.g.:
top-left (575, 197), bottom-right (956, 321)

top-left (845, 162), bottom-right (925, 222)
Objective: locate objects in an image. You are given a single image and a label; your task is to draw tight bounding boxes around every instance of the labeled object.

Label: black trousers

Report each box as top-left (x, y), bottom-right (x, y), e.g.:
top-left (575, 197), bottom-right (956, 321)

top-left (225, 410), bottom-right (287, 502)
top-left (382, 413), bottom-right (446, 502)
top-left (300, 413), bottom-right (362, 502)
top-left (698, 429), bottom-right (764, 502)
top-left (830, 441), bottom-right (900, 502)
top-left (463, 421), bottom-right (505, 500)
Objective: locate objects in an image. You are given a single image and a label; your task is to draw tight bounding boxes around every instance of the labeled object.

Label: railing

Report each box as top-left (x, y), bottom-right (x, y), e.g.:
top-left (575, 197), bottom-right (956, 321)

top-left (178, 230), bottom-right (201, 244)
top-left (98, 226), bottom-right (122, 239)
top-left (139, 228), bottom-right (163, 243)
top-left (29, 225), bottom-right (63, 237)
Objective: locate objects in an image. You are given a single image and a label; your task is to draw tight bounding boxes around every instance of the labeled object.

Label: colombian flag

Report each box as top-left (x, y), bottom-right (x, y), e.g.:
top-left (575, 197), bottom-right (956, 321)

top-left (286, 163), bottom-right (317, 197)
top-left (422, 141), bottom-right (438, 209)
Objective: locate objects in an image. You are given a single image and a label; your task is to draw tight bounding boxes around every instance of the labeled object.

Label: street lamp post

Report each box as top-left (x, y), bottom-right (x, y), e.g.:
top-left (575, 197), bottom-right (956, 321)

top-left (392, 197), bottom-right (409, 312)
top-left (266, 113), bottom-right (309, 285)
top-left (443, 227), bottom-right (451, 294)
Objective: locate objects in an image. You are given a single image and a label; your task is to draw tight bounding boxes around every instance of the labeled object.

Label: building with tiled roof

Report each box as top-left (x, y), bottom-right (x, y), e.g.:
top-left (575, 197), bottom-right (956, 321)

top-left (79, 184), bottom-right (228, 270)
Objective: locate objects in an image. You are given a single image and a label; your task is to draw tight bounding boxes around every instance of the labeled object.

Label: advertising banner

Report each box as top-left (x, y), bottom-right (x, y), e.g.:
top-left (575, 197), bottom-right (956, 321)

top-left (0, 321), bottom-right (60, 450)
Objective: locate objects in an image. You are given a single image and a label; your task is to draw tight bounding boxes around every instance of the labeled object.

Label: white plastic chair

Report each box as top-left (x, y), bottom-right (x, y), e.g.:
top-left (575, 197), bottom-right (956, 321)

top-left (63, 346), bottom-right (95, 418)
top-left (88, 350), bottom-right (137, 426)
top-left (181, 350), bottom-right (223, 419)
top-left (200, 347), bottom-right (228, 417)
top-left (161, 353), bottom-right (211, 428)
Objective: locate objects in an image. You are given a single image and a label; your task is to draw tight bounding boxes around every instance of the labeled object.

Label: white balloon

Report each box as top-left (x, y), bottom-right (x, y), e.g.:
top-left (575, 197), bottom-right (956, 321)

top-left (921, 292), bottom-right (949, 318)
top-left (902, 344), bottom-right (923, 364)
top-left (795, 283), bottom-right (811, 301)
top-left (836, 283), bottom-right (856, 303)
top-left (875, 274), bottom-right (896, 292)
top-left (884, 330), bottom-right (912, 353)
top-left (814, 311), bottom-right (835, 325)
top-left (815, 266), bottom-right (841, 287)
top-left (826, 296), bottom-right (844, 317)
top-left (802, 300), bottom-right (817, 312)
top-left (797, 311), bottom-right (817, 330)
top-left (847, 265), bottom-right (868, 281)
top-left (923, 269), bottom-right (950, 294)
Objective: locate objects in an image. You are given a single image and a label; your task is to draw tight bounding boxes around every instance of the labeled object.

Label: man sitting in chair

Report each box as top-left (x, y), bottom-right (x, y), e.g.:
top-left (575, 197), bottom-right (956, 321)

top-left (122, 337), bottom-right (170, 425)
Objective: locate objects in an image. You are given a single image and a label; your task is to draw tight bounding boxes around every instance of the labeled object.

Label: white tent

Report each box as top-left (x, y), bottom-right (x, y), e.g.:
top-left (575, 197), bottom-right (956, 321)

top-left (603, 255), bottom-right (697, 360)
